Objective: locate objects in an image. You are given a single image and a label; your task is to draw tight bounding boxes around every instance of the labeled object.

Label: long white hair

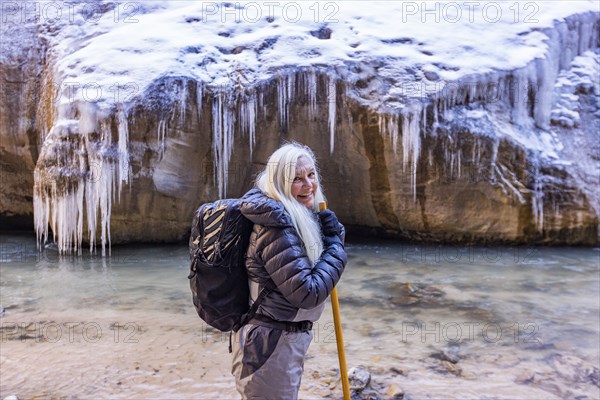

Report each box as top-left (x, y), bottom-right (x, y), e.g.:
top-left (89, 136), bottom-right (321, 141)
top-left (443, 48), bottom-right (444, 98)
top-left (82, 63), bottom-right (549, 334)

top-left (255, 142), bottom-right (325, 263)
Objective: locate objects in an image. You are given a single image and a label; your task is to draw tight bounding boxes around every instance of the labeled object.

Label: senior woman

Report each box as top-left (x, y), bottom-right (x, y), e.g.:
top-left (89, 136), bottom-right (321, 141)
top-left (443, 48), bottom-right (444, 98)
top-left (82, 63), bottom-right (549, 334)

top-left (231, 142), bottom-right (347, 399)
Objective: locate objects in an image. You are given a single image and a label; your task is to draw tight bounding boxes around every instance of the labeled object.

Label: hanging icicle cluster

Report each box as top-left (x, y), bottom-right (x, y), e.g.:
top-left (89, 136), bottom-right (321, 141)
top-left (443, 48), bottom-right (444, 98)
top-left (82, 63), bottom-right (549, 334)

top-left (211, 69), bottom-right (339, 198)
top-left (34, 104), bottom-right (131, 255)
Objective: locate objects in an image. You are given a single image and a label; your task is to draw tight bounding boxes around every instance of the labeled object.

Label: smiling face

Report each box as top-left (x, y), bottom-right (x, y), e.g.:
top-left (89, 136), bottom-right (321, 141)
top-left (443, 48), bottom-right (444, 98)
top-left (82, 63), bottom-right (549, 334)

top-left (291, 156), bottom-right (318, 209)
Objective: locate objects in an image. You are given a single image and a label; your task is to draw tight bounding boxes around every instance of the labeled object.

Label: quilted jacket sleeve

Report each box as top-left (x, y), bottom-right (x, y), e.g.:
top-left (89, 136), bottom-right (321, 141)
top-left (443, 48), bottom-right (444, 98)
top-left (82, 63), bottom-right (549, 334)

top-left (257, 226), bottom-right (347, 309)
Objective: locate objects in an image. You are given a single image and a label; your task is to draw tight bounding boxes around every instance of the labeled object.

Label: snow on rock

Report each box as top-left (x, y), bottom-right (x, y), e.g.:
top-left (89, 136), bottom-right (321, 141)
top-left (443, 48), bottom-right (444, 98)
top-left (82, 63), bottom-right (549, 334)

top-left (13, 0), bottom-right (598, 251)
top-left (551, 50), bottom-right (600, 128)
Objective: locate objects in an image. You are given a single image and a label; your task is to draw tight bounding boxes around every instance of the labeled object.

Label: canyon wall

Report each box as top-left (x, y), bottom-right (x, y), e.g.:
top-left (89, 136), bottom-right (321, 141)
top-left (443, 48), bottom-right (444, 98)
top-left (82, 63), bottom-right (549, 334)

top-left (1, 8), bottom-right (598, 251)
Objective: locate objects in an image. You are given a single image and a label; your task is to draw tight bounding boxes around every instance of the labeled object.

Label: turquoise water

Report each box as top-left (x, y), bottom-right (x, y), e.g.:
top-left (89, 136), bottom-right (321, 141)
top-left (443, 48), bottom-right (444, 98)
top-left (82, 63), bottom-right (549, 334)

top-left (1, 233), bottom-right (599, 399)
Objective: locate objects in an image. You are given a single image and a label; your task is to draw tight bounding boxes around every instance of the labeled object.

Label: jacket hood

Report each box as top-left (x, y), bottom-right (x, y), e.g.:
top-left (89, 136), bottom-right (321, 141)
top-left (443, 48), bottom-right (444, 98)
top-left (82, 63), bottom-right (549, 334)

top-left (240, 188), bottom-right (294, 228)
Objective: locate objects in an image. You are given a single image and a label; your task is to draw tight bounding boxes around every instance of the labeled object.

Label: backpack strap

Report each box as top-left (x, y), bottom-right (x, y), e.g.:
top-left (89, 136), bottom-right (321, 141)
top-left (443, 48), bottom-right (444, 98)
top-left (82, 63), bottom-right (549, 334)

top-left (229, 280), bottom-right (277, 353)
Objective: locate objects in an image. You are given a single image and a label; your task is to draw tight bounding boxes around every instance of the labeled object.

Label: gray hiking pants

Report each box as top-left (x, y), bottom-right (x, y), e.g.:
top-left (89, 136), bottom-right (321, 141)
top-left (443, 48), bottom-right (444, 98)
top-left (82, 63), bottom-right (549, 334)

top-left (231, 323), bottom-right (313, 400)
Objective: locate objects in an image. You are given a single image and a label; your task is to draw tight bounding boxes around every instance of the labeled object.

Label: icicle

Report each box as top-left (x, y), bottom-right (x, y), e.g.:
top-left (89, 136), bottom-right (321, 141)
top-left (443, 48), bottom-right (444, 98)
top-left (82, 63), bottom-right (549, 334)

top-left (95, 122), bottom-right (116, 256)
top-left (379, 113), bottom-right (399, 154)
top-left (179, 83), bottom-right (188, 126)
top-left (54, 184), bottom-right (84, 255)
top-left (307, 70), bottom-right (317, 119)
top-left (212, 91), bottom-right (236, 198)
top-left (457, 149), bottom-right (461, 178)
top-left (401, 105), bottom-right (422, 202)
top-left (50, 184), bottom-right (57, 243)
top-left (278, 75), bottom-right (286, 129)
top-left (259, 89), bottom-right (266, 116)
top-left (85, 168), bottom-right (97, 253)
top-left (223, 95), bottom-right (235, 197)
top-left (240, 92), bottom-right (256, 159)
top-left (327, 76), bottom-right (336, 154)
top-left (510, 65), bottom-right (536, 127)
top-left (117, 109), bottom-right (130, 199)
top-left (288, 73), bottom-right (295, 106)
top-left (421, 105), bottom-right (427, 135)
top-left (278, 74), bottom-right (295, 130)
top-left (75, 182), bottom-right (84, 255)
top-left (212, 94), bottom-right (223, 197)
top-left (392, 115), bottom-right (399, 154)
top-left (99, 158), bottom-right (114, 256)
top-left (531, 162), bottom-right (544, 234)
top-left (157, 119), bottom-right (167, 159)
top-left (379, 113), bottom-right (393, 151)
top-left (468, 81), bottom-right (476, 104)
top-left (33, 174), bottom-right (50, 250)
top-left (490, 139), bottom-right (498, 168)
top-left (433, 96), bottom-right (439, 127)
top-left (248, 95), bottom-right (256, 159)
top-left (534, 30), bottom-right (560, 129)
top-left (472, 139), bottom-right (481, 183)
top-left (196, 82), bottom-right (203, 122)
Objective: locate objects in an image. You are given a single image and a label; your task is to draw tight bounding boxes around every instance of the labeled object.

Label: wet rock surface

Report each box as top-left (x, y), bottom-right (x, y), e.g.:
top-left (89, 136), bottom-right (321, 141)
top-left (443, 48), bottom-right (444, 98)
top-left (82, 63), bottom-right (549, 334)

top-left (430, 349), bottom-right (461, 364)
top-left (301, 351), bottom-right (599, 400)
top-left (512, 353), bottom-right (600, 399)
top-left (348, 366), bottom-right (404, 400)
top-left (389, 282), bottom-right (446, 306)
top-left (547, 354), bottom-right (600, 386)
top-left (386, 282), bottom-right (502, 324)
top-left (349, 366), bottom-right (371, 392)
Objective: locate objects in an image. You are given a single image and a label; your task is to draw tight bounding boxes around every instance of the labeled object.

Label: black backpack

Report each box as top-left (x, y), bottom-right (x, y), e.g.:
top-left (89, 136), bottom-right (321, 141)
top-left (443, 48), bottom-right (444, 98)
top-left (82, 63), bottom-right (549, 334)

top-left (187, 198), bottom-right (272, 335)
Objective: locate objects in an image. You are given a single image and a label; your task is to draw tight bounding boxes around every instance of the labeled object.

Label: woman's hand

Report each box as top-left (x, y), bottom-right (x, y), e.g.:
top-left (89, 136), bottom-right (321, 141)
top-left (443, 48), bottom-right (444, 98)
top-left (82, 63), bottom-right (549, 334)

top-left (318, 209), bottom-right (341, 237)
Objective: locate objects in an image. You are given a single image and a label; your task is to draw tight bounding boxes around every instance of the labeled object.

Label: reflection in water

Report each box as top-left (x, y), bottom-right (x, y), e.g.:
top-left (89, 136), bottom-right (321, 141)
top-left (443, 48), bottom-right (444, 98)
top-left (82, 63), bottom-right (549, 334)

top-left (1, 234), bottom-right (599, 399)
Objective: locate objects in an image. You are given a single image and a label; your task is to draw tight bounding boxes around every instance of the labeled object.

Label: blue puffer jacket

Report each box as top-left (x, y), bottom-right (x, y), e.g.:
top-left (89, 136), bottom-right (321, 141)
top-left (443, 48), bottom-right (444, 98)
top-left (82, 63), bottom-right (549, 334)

top-left (239, 188), bottom-right (347, 322)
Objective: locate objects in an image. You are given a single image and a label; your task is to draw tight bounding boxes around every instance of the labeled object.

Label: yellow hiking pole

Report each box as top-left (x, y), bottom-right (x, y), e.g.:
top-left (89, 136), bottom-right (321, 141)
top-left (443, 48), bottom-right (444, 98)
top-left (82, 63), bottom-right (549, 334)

top-left (319, 201), bottom-right (351, 400)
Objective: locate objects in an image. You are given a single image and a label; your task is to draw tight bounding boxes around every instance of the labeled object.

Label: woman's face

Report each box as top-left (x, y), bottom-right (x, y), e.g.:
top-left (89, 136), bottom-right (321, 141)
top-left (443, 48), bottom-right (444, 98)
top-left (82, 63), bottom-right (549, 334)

top-left (291, 156), bottom-right (318, 209)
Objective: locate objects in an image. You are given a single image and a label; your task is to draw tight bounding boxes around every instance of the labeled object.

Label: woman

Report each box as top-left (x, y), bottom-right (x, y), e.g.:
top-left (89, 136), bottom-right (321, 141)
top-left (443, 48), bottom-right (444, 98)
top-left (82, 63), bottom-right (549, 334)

top-left (231, 142), bottom-right (347, 399)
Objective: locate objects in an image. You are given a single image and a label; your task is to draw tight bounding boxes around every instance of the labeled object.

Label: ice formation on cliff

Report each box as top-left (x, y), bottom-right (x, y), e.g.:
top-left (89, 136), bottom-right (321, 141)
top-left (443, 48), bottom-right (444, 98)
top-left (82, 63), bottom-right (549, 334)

top-left (15, 0), bottom-right (597, 252)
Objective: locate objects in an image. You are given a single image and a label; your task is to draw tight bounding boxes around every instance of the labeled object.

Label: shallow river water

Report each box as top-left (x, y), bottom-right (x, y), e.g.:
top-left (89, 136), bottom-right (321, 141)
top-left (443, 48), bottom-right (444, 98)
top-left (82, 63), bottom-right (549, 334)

top-left (1, 233), bottom-right (599, 399)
